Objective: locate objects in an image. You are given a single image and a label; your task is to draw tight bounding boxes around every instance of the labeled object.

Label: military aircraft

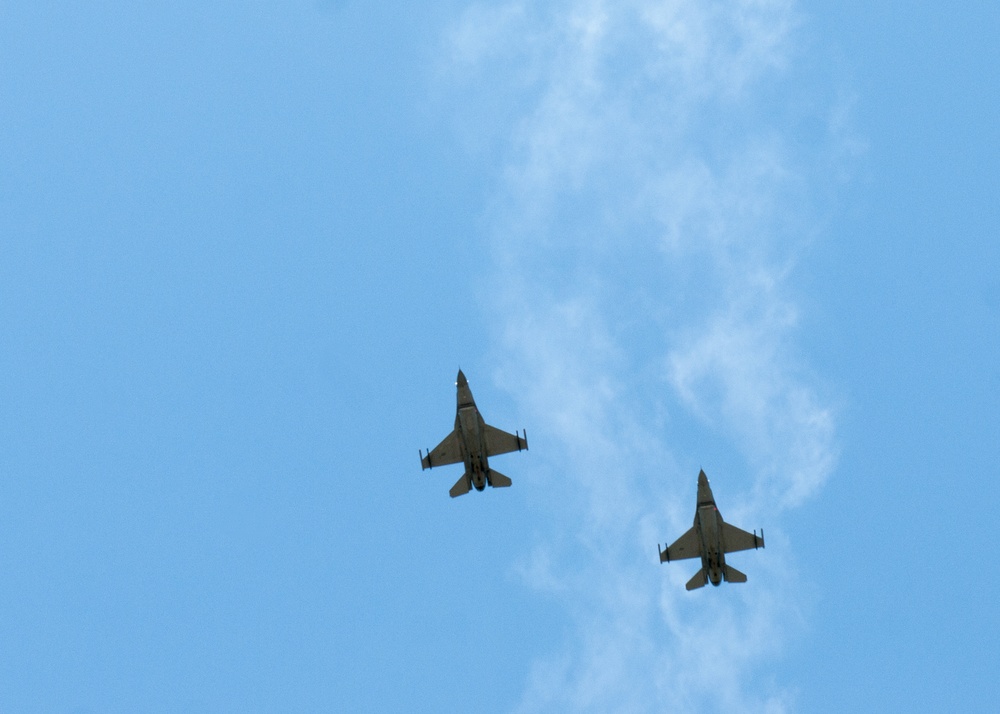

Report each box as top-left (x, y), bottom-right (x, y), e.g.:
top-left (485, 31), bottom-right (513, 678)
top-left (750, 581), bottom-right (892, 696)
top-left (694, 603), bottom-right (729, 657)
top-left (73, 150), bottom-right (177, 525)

top-left (419, 370), bottom-right (528, 497)
top-left (658, 470), bottom-right (764, 590)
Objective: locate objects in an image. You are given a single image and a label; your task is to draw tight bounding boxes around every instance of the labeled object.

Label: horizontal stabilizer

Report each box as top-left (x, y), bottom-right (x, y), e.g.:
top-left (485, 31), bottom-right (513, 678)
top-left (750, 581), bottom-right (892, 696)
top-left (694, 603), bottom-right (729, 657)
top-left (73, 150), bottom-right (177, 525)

top-left (449, 473), bottom-right (472, 498)
top-left (488, 469), bottom-right (512, 488)
top-left (686, 569), bottom-right (707, 591)
top-left (723, 565), bottom-right (747, 584)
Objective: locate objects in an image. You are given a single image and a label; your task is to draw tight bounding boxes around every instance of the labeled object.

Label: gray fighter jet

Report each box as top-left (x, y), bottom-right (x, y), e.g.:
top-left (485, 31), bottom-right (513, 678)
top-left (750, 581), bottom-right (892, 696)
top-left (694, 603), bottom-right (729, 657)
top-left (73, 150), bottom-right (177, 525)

top-left (420, 370), bottom-right (528, 497)
top-left (658, 470), bottom-right (764, 590)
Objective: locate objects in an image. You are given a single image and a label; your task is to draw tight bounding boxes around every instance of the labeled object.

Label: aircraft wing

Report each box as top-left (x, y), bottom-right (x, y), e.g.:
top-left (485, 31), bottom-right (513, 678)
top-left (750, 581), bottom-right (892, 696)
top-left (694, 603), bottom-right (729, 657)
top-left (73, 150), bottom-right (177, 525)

top-left (421, 429), bottom-right (463, 470)
top-left (660, 526), bottom-right (701, 563)
top-left (483, 424), bottom-right (528, 456)
top-left (721, 522), bottom-right (764, 553)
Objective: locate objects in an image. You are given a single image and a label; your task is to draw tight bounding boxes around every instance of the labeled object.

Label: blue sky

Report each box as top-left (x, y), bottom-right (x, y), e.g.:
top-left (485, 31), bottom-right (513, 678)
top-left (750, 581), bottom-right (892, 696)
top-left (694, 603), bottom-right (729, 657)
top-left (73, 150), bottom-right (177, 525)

top-left (1, 2), bottom-right (997, 712)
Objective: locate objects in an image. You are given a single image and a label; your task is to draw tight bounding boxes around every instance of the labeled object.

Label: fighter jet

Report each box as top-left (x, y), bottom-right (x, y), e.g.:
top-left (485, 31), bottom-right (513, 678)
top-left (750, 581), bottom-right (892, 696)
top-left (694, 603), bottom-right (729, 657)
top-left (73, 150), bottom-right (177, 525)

top-left (658, 470), bottom-right (764, 590)
top-left (419, 370), bottom-right (528, 497)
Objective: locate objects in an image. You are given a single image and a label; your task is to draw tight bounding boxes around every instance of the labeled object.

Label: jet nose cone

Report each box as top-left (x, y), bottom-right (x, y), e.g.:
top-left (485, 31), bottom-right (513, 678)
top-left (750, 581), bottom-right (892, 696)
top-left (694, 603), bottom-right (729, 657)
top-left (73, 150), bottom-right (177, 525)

top-left (696, 469), bottom-right (714, 506)
top-left (456, 369), bottom-right (468, 387)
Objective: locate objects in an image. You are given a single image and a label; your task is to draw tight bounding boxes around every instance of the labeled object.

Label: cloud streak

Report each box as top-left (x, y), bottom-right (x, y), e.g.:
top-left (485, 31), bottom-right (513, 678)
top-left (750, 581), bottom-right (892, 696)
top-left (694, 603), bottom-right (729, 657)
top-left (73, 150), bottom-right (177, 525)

top-left (443, 1), bottom-right (843, 710)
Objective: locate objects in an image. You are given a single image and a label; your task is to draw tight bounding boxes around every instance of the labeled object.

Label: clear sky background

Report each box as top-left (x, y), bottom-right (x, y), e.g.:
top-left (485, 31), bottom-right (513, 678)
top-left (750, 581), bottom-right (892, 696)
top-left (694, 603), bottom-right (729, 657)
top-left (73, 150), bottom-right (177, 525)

top-left (1, 2), bottom-right (997, 712)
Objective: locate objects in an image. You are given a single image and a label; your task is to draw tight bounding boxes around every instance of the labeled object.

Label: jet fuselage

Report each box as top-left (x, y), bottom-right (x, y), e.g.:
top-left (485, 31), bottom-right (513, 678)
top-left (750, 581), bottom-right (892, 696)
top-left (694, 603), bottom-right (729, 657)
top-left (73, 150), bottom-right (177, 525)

top-left (695, 504), bottom-right (727, 586)
top-left (456, 401), bottom-right (490, 491)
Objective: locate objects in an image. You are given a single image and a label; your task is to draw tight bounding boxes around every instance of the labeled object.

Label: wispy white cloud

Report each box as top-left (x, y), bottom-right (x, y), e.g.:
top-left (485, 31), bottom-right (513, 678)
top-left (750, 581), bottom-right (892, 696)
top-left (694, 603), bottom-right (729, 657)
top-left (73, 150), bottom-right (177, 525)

top-left (442, 0), bottom-right (846, 711)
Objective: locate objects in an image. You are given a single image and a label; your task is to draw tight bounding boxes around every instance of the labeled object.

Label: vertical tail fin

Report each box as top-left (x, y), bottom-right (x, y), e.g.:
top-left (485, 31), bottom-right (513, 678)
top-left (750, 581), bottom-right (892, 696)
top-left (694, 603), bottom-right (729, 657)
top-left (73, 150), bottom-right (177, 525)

top-left (685, 569), bottom-right (707, 591)
top-left (449, 473), bottom-right (472, 498)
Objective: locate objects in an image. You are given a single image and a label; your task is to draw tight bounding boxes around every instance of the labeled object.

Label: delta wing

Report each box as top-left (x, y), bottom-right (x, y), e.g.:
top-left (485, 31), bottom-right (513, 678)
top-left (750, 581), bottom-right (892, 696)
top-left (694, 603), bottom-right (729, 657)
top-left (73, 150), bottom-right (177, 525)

top-left (721, 522), bottom-right (764, 554)
top-left (661, 526), bottom-right (700, 563)
top-left (421, 429), bottom-right (463, 469)
top-left (483, 424), bottom-right (528, 457)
